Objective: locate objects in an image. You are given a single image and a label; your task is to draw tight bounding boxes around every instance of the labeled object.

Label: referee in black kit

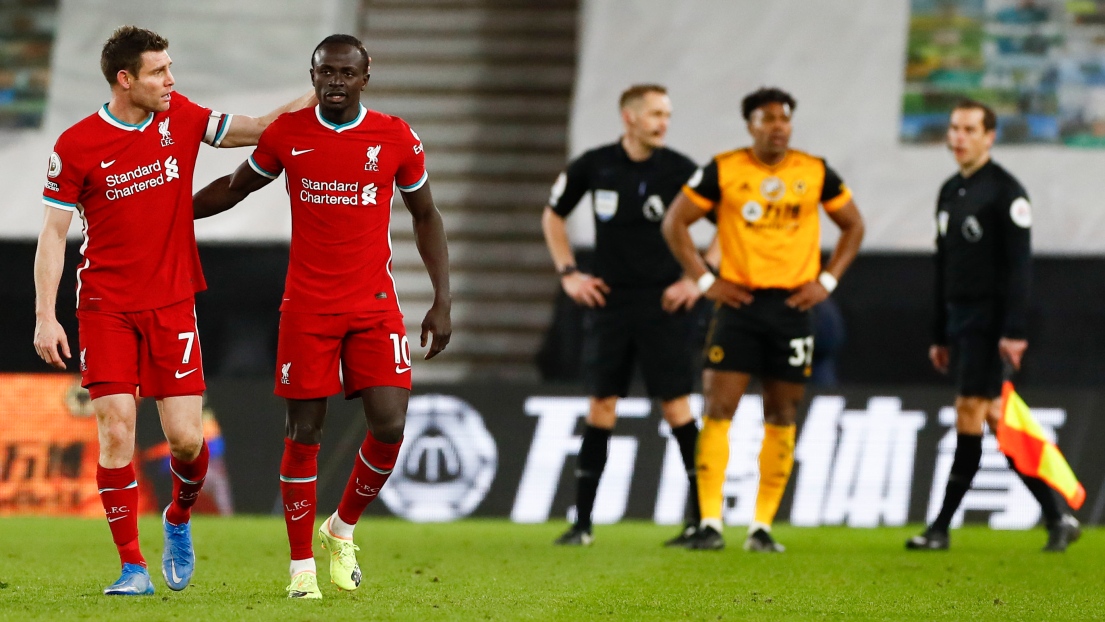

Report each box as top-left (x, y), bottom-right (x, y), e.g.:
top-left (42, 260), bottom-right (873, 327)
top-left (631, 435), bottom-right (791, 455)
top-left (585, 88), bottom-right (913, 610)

top-left (907, 99), bottom-right (1081, 552)
top-left (541, 84), bottom-right (703, 547)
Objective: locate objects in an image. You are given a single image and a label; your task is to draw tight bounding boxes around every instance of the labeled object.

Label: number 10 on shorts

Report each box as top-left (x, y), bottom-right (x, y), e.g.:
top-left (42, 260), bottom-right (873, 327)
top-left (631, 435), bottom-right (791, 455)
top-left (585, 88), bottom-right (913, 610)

top-left (390, 333), bottom-right (411, 368)
top-left (788, 336), bottom-right (814, 367)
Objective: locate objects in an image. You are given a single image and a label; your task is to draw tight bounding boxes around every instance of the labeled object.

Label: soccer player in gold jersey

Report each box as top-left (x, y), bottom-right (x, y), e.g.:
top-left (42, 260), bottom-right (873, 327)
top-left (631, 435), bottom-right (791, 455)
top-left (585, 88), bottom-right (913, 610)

top-left (662, 87), bottom-right (864, 551)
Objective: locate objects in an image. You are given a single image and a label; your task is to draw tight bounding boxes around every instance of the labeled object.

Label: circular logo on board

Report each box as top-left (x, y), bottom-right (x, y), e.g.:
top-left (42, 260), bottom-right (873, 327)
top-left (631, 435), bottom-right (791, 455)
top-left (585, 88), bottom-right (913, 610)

top-left (379, 395), bottom-right (498, 522)
top-left (760, 176), bottom-right (785, 201)
top-left (742, 201), bottom-right (764, 223)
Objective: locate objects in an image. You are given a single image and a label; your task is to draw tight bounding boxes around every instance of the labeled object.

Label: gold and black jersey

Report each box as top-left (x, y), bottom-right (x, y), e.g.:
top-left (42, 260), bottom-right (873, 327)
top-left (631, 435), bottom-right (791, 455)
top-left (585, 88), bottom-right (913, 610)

top-left (683, 148), bottom-right (852, 290)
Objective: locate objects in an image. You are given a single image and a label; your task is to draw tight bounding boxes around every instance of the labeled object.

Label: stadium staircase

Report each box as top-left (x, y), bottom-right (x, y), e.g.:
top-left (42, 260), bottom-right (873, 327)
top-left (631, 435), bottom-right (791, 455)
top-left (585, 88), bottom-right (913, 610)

top-left (356, 0), bottom-right (578, 382)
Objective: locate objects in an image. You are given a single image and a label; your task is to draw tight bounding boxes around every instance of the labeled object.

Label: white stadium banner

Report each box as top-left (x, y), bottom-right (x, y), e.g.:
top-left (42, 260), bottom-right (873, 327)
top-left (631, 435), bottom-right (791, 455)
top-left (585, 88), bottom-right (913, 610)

top-left (508, 393), bottom-right (1070, 529)
top-left (12, 375), bottom-right (1099, 525)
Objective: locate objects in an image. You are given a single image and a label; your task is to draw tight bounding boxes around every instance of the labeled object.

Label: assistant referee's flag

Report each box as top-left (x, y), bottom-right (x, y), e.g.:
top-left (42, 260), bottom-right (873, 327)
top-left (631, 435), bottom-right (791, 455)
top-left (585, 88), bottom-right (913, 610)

top-left (996, 381), bottom-right (1086, 510)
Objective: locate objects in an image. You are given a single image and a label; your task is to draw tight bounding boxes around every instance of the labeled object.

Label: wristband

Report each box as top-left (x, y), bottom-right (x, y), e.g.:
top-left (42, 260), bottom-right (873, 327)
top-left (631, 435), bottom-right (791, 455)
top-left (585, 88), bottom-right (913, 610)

top-left (818, 271), bottom-right (838, 294)
top-left (696, 272), bottom-right (716, 293)
top-left (559, 265), bottom-right (578, 277)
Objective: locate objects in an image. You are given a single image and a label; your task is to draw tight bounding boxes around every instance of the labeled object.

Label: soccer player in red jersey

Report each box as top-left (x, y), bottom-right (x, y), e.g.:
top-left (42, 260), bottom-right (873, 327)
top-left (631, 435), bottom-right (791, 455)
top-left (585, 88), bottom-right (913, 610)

top-left (32, 26), bottom-right (314, 596)
top-left (192, 34), bottom-right (451, 599)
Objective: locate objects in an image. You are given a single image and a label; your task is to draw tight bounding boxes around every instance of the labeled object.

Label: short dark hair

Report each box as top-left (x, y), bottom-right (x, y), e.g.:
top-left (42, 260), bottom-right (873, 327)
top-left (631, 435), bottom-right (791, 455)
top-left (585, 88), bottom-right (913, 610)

top-left (312, 34), bottom-right (369, 69)
top-left (619, 84), bottom-right (667, 109)
top-left (100, 26), bottom-right (169, 85)
top-left (741, 87), bottom-right (796, 121)
top-left (952, 98), bottom-right (997, 132)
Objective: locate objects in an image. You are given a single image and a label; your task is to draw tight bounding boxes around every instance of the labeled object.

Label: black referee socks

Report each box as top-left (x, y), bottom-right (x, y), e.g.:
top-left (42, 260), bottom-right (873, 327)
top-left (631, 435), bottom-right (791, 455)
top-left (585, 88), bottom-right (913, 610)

top-left (573, 425), bottom-right (612, 531)
top-left (669, 421), bottom-right (701, 525)
top-left (931, 433), bottom-right (983, 533)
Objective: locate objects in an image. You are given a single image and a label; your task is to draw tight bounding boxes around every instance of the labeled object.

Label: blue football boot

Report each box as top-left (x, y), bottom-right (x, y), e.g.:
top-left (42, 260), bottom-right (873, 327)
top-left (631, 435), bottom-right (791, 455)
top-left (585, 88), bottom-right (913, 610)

top-left (103, 563), bottom-right (155, 596)
top-left (161, 506), bottom-right (196, 590)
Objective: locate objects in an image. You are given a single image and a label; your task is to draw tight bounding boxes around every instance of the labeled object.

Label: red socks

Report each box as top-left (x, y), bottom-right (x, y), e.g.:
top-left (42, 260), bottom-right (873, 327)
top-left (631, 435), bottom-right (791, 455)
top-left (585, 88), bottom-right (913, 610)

top-left (280, 438), bottom-right (319, 561)
top-left (97, 463), bottom-right (145, 567)
top-left (165, 440), bottom-right (209, 525)
top-left (336, 433), bottom-right (402, 525)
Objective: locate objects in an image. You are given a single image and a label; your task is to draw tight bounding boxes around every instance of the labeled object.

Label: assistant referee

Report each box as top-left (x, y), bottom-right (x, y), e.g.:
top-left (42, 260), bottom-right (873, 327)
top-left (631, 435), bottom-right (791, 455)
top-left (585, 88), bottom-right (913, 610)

top-left (541, 84), bottom-right (702, 547)
top-left (907, 99), bottom-right (1081, 552)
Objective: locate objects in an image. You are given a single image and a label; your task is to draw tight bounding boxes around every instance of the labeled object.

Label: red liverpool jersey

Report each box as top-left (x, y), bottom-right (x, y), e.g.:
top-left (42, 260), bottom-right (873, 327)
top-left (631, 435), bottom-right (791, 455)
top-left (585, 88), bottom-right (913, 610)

top-left (248, 104), bottom-right (428, 314)
top-left (42, 93), bottom-right (233, 312)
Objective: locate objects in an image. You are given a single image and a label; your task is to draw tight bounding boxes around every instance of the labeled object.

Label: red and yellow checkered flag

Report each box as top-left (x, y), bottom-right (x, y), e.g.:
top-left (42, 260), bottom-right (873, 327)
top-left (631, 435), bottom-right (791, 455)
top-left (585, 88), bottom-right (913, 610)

top-left (996, 381), bottom-right (1085, 510)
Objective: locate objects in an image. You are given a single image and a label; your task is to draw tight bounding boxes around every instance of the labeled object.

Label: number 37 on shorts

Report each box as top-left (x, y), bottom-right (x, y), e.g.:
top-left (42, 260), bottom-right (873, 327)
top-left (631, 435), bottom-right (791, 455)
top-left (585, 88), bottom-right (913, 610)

top-left (789, 336), bottom-right (814, 375)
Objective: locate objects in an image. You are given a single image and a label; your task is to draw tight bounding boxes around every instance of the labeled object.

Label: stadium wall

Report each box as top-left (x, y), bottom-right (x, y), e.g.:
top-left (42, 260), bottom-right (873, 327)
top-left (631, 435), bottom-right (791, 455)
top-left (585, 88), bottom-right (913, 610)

top-left (3, 374), bottom-right (1103, 527)
top-left (565, 0), bottom-right (1105, 254)
top-left (2, 1), bottom-right (1104, 252)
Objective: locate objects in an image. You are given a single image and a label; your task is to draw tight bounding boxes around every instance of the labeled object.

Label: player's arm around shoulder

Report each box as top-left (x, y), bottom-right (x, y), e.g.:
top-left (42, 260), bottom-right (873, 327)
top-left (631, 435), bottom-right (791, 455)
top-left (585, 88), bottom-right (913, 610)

top-left (216, 90), bottom-right (317, 148)
top-left (401, 183), bottom-right (452, 359)
top-left (193, 158), bottom-right (275, 219)
top-left (33, 205), bottom-right (75, 369)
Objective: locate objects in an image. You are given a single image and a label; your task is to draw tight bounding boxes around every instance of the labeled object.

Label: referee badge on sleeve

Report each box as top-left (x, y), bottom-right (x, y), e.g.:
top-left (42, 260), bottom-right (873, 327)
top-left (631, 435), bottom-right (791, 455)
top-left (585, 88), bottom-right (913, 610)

top-left (687, 167), bottom-right (704, 188)
top-left (548, 172), bottom-right (567, 207)
top-left (1010, 197), bottom-right (1032, 228)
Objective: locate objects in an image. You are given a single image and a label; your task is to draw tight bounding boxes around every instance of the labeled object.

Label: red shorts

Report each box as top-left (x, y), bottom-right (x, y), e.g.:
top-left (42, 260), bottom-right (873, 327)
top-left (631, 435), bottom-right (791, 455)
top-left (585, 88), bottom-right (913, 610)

top-left (76, 297), bottom-right (206, 400)
top-left (275, 309), bottom-right (411, 399)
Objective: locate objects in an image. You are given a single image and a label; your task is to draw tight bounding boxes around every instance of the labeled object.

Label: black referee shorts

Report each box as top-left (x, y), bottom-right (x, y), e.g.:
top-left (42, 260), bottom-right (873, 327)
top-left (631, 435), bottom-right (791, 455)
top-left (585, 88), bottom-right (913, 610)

top-left (702, 289), bottom-right (814, 383)
top-left (945, 301), bottom-right (1003, 399)
top-left (581, 288), bottom-right (695, 400)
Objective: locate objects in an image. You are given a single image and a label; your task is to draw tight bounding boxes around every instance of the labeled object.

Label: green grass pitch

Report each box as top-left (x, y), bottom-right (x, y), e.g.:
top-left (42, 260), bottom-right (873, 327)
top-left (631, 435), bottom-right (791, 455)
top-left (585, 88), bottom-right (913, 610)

top-left (0, 516), bottom-right (1099, 621)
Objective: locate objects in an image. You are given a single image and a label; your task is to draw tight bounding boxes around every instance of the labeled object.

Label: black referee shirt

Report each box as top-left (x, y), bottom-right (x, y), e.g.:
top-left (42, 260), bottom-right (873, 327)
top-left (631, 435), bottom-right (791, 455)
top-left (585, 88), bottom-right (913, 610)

top-left (933, 159), bottom-right (1032, 342)
top-left (548, 141), bottom-right (697, 289)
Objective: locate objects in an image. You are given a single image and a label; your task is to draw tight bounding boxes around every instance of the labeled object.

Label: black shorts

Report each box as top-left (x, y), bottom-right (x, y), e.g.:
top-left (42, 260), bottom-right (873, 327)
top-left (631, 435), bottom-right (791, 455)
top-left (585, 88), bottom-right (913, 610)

top-left (702, 289), bottom-right (814, 383)
top-left (945, 301), bottom-right (1003, 399)
top-left (581, 288), bottom-right (694, 400)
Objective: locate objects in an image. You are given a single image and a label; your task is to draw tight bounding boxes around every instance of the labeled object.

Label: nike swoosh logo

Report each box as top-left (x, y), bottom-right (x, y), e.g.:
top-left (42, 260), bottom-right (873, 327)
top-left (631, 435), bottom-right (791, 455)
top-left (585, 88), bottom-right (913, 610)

top-left (395, 366), bottom-right (411, 374)
top-left (171, 560), bottom-right (183, 584)
top-left (291, 148), bottom-right (314, 156)
top-left (291, 511), bottom-right (309, 521)
top-left (108, 515), bottom-right (127, 522)
top-left (355, 489), bottom-right (373, 497)
top-left (100, 160), bottom-right (115, 168)
top-left (175, 369), bottom-right (198, 379)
